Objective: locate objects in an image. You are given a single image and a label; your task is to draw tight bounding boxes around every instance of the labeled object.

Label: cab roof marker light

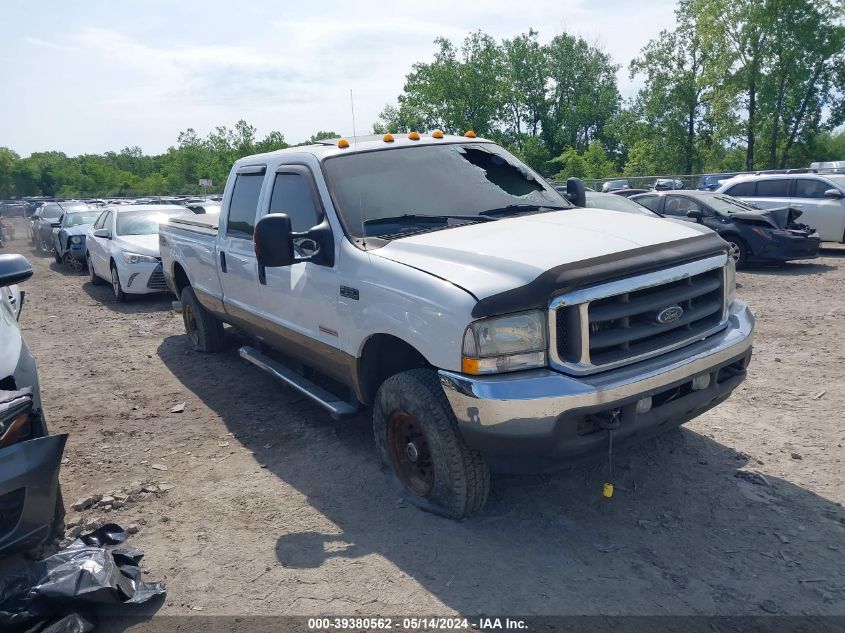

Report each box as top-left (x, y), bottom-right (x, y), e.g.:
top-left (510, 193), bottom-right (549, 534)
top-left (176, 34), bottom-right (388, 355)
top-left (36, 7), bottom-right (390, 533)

top-left (464, 130), bottom-right (477, 138)
top-left (383, 134), bottom-right (395, 143)
top-left (432, 130), bottom-right (444, 139)
top-left (408, 131), bottom-right (421, 141)
top-left (337, 139), bottom-right (350, 149)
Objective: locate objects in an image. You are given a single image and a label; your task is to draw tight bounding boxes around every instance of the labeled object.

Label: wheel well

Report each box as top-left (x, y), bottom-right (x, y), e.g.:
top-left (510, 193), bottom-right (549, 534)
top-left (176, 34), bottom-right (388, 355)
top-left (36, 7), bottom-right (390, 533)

top-left (357, 334), bottom-right (431, 404)
top-left (172, 262), bottom-right (190, 295)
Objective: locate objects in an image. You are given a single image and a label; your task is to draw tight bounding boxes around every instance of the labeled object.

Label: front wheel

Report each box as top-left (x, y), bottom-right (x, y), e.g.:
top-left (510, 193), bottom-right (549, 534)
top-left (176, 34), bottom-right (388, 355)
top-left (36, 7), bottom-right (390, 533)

top-left (110, 264), bottom-right (127, 302)
top-left (53, 249), bottom-right (62, 264)
top-left (724, 235), bottom-right (748, 268)
top-left (181, 286), bottom-right (224, 352)
top-left (373, 369), bottom-right (490, 519)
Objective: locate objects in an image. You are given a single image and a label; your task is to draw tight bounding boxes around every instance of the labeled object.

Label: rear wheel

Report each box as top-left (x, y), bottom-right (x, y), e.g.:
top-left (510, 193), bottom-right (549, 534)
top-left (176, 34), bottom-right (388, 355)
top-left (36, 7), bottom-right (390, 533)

top-left (87, 254), bottom-right (102, 284)
top-left (373, 369), bottom-right (490, 519)
top-left (110, 264), bottom-right (127, 302)
top-left (181, 286), bottom-right (224, 352)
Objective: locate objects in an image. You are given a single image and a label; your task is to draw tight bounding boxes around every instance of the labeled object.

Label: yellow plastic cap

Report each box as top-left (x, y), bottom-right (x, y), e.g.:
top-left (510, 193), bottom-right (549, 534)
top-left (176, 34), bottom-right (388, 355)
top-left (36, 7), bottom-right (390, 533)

top-left (337, 138), bottom-right (350, 149)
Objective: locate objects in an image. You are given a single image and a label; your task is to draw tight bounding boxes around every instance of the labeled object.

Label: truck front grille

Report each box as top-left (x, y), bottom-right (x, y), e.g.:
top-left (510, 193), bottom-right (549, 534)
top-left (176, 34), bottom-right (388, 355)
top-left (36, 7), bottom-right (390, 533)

top-left (550, 255), bottom-right (729, 375)
top-left (147, 264), bottom-right (168, 290)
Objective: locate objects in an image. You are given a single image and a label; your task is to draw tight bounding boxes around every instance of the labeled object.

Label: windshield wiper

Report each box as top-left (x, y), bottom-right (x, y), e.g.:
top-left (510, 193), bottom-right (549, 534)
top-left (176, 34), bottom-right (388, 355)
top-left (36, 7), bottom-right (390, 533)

top-left (479, 204), bottom-right (570, 217)
top-left (364, 214), bottom-right (495, 226)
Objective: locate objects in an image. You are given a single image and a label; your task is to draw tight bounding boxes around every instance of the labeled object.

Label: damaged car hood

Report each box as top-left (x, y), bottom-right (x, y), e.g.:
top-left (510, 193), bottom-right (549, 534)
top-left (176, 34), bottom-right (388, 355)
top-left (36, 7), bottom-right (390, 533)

top-left (727, 206), bottom-right (802, 229)
top-left (373, 208), bottom-right (714, 300)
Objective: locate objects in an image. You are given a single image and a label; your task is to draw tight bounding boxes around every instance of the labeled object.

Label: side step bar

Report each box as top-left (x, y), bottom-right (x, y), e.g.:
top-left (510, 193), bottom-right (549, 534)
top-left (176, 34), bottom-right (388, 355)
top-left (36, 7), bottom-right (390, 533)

top-left (238, 346), bottom-right (359, 420)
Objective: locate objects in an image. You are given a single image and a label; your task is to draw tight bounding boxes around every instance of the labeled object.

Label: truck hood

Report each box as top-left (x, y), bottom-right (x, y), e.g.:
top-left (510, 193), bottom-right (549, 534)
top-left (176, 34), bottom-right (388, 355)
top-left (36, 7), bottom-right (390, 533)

top-left (114, 234), bottom-right (160, 257)
top-left (373, 208), bottom-right (713, 300)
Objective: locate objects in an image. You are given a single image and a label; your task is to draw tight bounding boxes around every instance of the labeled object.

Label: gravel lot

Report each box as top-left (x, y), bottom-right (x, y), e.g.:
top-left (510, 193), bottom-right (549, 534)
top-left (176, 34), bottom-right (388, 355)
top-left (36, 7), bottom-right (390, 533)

top-left (4, 216), bottom-right (845, 619)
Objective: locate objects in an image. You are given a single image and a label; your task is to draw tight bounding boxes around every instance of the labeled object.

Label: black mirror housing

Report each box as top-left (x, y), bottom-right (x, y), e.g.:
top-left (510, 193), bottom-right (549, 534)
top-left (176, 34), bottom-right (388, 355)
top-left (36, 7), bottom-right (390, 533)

top-left (686, 209), bottom-right (705, 222)
top-left (0, 254), bottom-right (34, 287)
top-left (254, 213), bottom-right (295, 267)
top-left (566, 177), bottom-right (587, 207)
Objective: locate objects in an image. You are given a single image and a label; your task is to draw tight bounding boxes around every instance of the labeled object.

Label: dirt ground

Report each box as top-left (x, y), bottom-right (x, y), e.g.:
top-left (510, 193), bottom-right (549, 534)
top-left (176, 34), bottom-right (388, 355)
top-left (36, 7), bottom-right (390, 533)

top-left (4, 215), bottom-right (845, 618)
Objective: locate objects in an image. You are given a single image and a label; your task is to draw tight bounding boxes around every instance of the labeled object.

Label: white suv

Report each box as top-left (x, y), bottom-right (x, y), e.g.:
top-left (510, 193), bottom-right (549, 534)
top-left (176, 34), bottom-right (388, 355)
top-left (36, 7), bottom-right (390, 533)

top-left (717, 173), bottom-right (845, 243)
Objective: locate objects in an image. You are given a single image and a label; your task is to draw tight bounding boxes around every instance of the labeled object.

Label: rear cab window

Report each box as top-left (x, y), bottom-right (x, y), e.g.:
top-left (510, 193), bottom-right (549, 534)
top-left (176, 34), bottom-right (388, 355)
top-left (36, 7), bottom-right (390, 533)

top-left (226, 166), bottom-right (266, 238)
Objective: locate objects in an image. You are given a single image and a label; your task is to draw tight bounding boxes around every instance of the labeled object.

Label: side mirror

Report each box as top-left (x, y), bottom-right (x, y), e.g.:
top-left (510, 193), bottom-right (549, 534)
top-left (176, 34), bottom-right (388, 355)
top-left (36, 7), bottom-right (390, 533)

top-left (93, 229), bottom-right (111, 238)
top-left (254, 214), bottom-right (294, 267)
top-left (824, 188), bottom-right (843, 199)
top-left (565, 177), bottom-right (587, 208)
top-left (0, 254), bottom-right (34, 287)
top-left (686, 209), bottom-right (705, 222)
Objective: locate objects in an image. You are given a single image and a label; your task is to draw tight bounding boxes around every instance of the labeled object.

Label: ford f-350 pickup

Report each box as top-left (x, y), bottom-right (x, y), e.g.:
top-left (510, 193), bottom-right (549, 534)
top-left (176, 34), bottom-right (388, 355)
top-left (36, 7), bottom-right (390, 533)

top-left (159, 133), bottom-right (754, 518)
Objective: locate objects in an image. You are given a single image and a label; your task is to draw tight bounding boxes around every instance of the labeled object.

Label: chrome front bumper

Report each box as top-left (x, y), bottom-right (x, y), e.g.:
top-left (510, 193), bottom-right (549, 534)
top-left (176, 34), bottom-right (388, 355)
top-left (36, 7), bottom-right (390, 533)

top-left (439, 300), bottom-right (754, 470)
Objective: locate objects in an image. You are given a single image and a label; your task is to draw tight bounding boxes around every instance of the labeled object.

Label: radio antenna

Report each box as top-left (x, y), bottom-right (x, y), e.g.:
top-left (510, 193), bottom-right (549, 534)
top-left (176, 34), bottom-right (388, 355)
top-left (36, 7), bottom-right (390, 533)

top-left (350, 89), bottom-right (366, 247)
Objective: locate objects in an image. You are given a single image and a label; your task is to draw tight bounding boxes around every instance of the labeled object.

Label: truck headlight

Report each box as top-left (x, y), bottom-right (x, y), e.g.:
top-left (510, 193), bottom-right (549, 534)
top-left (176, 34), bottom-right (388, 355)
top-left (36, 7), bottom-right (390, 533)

top-left (725, 257), bottom-right (736, 304)
top-left (122, 252), bottom-right (158, 265)
top-left (70, 235), bottom-right (83, 244)
top-left (461, 310), bottom-right (547, 375)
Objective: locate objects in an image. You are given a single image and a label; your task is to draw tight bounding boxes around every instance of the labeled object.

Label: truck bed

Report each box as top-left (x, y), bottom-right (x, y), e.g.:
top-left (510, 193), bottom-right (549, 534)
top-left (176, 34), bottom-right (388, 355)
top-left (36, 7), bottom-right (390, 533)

top-left (168, 211), bottom-right (219, 235)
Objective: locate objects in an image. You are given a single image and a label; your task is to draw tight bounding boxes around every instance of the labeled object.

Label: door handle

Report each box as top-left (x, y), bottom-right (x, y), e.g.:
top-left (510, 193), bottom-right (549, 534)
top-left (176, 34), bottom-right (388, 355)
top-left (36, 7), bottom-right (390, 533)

top-left (220, 251), bottom-right (227, 273)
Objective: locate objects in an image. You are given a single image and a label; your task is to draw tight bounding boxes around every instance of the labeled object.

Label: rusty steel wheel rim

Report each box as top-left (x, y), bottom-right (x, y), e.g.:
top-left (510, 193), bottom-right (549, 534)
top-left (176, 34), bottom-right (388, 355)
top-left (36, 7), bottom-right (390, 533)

top-left (387, 410), bottom-right (435, 496)
top-left (184, 303), bottom-right (200, 346)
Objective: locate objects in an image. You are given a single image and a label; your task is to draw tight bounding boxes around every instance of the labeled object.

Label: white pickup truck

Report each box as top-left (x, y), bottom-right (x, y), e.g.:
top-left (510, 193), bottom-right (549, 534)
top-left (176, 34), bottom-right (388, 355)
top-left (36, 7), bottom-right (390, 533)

top-left (159, 133), bottom-right (755, 518)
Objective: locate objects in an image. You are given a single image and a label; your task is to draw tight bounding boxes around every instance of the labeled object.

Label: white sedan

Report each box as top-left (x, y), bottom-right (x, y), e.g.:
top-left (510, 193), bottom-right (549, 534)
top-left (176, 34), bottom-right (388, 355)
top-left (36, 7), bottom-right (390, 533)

top-left (86, 205), bottom-right (190, 301)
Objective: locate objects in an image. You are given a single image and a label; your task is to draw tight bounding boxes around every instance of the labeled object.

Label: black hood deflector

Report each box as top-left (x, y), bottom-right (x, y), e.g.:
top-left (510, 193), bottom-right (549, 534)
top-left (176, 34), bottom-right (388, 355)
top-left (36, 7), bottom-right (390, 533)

top-left (471, 231), bottom-right (728, 319)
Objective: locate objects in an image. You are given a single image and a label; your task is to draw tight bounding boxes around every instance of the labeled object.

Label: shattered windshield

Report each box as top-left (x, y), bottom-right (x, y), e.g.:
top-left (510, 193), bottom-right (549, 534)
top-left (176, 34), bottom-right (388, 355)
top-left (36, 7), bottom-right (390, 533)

top-left (323, 142), bottom-right (570, 238)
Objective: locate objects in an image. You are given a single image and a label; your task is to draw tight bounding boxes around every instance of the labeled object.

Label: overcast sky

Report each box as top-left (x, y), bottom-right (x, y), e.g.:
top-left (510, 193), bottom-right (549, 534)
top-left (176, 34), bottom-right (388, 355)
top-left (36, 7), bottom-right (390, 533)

top-left (1, 0), bottom-right (677, 157)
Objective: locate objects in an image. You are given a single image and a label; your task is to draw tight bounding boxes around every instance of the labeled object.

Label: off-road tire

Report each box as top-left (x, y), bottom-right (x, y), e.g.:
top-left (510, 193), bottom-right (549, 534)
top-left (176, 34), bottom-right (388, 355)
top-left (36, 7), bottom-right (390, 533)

top-left (87, 254), bottom-right (102, 284)
top-left (53, 249), bottom-right (62, 264)
top-left (181, 286), bottom-right (224, 352)
top-left (373, 368), bottom-right (490, 519)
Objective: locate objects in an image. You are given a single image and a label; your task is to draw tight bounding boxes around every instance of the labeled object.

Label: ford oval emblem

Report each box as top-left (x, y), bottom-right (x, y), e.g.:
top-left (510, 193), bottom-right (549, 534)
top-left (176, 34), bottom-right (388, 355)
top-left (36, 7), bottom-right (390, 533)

top-left (656, 305), bottom-right (684, 324)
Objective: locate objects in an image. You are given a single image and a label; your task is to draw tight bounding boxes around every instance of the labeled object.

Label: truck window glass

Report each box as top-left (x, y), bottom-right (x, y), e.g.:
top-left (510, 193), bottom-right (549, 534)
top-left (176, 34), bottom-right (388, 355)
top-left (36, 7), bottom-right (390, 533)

top-left (323, 143), bottom-right (568, 238)
top-left (269, 173), bottom-right (320, 232)
top-left (227, 173), bottom-right (264, 238)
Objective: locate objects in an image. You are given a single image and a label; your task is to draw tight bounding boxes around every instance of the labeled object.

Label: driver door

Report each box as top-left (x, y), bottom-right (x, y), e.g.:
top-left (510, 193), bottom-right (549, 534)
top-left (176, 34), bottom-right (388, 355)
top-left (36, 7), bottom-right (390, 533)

top-left (88, 210), bottom-right (112, 276)
top-left (256, 165), bottom-right (344, 376)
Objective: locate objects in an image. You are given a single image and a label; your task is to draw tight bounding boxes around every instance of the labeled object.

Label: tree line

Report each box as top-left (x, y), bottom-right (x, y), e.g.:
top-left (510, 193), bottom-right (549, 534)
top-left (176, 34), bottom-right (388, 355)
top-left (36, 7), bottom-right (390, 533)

top-left (1, 0), bottom-right (843, 199)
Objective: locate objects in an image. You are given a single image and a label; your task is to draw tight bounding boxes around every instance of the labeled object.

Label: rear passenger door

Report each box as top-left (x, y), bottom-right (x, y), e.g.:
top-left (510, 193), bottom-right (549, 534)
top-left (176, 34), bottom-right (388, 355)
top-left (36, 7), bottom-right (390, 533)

top-left (218, 165), bottom-right (266, 326)
top-left (790, 178), bottom-right (845, 242)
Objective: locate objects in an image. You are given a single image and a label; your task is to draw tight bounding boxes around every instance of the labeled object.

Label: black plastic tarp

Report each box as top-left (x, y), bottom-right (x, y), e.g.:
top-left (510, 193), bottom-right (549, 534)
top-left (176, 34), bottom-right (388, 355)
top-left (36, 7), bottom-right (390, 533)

top-left (0, 524), bottom-right (165, 633)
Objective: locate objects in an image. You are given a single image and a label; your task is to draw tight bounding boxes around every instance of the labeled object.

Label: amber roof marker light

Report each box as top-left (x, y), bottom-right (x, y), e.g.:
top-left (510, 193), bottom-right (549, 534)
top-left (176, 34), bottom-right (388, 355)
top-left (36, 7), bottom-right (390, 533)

top-left (432, 130), bottom-right (444, 139)
top-left (337, 138), bottom-right (350, 149)
top-left (408, 131), bottom-right (421, 141)
top-left (383, 134), bottom-right (395, 143)
top-left (464, 130), bottom-right (477, 138)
